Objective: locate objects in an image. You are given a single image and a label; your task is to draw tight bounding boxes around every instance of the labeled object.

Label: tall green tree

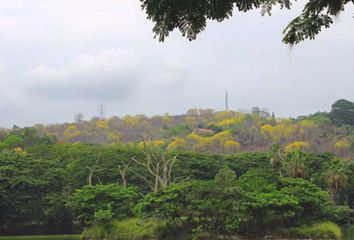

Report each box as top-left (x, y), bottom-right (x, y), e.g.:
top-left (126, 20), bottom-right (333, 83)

top-left (0, 150), bottom-right (69, 233)
top-left (268, 144), bottom-right (285, 176)
top-left (324, 158), bottom-right (349, 202)
top-left (285, 150), bottom-right (306, 178)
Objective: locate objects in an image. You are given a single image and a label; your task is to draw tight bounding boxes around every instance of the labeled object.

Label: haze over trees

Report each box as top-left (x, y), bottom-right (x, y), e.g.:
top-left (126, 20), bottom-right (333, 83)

top-left (140, 0), bottom-right (353, 44)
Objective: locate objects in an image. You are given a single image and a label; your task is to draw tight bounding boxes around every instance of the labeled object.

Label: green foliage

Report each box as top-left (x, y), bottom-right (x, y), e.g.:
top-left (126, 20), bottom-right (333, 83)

top-left (280, 222), bottom-right (343, 240)
top-left (347, 163), bottom-right (354, 209)
top-left (214, 167), bottom-right (237, 187)
top-left (238, 169), bottom-right (350, 233)
top-left (278, 177), bottom-right (348, 223)
top-left (330, 99), bottom-right (354, 126)
top-left (93, 205), bottom-right (113, 224)
top-left (268, 144), bottom-right (285, 176)
top-left (0, 135), bottom-right (23, 150)
top-left (109, 218), bottom-right (159, 240)
top-left (140, 0), bottom-right (350, 45)
top-left (323, 157), bottom-right (349, 202)
top-left (82, 218), bottom-right (159, 240)
top-left (140, 167), bottom-right (348, 237)
top-left (236, 169), bottom-right (298, 235)
top-left (224, 152), bottom-right (270, 176)
top-left (68, 184), bottom-right (139, 225)
top-left (81, 224), bottom-right (107, 240)
top-left (237, 168), bottom-right (278, 192)
top-left (163, 124), bottom-right (191, 137)
top-left (284, 150), bottom-right (306, 178)
top-left (0, 141), bottom-right (352, 237)
top-left (0, 151), bottom-right (70, 233)
top-left (174, 151), bottom-right (223, 180)
top-left (139, 169), bottom-right (243, 237)
top-left (0, 127), bottom-right (56, 151)
top-left (306, 112), bottom-right (331, 125)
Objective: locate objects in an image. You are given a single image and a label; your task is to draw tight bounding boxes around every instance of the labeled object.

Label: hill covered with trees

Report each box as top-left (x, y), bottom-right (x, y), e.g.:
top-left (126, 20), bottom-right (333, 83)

top-left (2, 99), bottom-right (354, 159)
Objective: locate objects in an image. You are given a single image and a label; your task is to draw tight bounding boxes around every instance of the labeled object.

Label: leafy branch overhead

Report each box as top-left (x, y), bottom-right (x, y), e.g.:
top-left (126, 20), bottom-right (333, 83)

top-left (141, 0), bottom-right (353, 45)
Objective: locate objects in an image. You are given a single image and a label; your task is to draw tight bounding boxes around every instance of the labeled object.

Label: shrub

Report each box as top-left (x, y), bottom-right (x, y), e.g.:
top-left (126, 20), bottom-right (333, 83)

top-left (110, 218), bottom-right (158, 240)
top-left (281, 222), bottom-right (342, 240)
top-left (82, 218), bottom-right (159, 240)
top-left (155, 223), bottom-right (192, 240)
top-left (81, 224), bottom-right (107, 240)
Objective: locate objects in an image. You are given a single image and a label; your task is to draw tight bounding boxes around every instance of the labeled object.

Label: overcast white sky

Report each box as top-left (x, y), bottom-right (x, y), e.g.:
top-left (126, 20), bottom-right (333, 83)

top-left (0, 1), bottom-right (353, 128)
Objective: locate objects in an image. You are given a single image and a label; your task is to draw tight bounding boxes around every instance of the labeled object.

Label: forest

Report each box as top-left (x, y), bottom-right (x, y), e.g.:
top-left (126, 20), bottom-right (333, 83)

top-left (0, 99), bottom-right (354, 239)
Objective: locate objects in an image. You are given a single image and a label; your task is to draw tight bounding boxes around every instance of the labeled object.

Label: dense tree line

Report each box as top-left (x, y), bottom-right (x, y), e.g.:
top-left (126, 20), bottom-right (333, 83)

top-left (0, 128), bottom-right (353, 238)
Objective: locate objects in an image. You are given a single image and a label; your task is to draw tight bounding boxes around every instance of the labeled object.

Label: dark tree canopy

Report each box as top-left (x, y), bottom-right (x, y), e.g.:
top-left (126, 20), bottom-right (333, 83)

top-left (140, 0), bottom-right (353, 45)
top-left (330, 99), bottom-right (354, 126)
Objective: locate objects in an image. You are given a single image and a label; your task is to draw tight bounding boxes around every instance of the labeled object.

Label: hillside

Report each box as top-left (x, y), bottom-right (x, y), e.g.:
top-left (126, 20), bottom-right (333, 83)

top-left (2, 99), bottom-right (354, 158)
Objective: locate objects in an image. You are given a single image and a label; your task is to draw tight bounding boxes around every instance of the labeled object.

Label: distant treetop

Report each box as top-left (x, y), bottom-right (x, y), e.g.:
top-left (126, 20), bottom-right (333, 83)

top-left (330, 99), bottom-right (354, 126)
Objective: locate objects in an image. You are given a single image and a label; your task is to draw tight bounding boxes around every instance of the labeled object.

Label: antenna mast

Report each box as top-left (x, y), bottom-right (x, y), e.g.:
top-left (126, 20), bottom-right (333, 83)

top-left (99, 103), bottom-right (105, 119)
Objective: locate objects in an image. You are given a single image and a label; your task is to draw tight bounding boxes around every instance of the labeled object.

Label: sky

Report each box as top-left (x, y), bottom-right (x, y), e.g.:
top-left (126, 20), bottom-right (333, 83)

top-left (0, 1), bottom-right (353, 128)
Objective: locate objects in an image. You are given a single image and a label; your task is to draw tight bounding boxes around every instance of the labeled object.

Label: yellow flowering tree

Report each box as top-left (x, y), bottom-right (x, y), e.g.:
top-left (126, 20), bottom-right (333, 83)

top-left (272, 120), bottom-right (297, 142)
top-left (167, 138), bottom-right (186, 151)
top-left (138, 139), bottom-right (166, 149)
top-left (210, 130), bottom-right (233, 146)
top-left (224, 140), bottom-right (241, 153)
top-left (334, 139), bottom-right (351, 156)
top-left (96, 120), bottom-right (108, 129)
top-left (64, 125), bottom-right (81, 140)
top-left (284, 141), bottom-right (310, 152)
top-left (261, 124), bottom-right (274, 141)
top-left (107, 132), bottom-right (121, 143)
top-left (123, 115), bottom-right (139, 127)
top-left (217, 115), bottom-right (245, 127)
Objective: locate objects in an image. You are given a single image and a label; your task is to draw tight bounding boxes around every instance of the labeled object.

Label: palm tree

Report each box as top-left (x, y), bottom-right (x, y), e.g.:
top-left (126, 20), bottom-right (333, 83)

top-left (268, 144), bottom-right (285, 176)
top-left (324, 158), bottom-right (348, 202)
top-left (285, 150), bottom-right (305, 178)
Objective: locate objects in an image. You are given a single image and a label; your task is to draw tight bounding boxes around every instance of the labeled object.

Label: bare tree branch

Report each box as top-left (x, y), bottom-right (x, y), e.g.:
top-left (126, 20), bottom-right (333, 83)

top-left (118, 159), bottom-right (133, 188)
top-left (86, 157), bottom-right (99, 186)
top-left (130, 150), bottom-right (181, 192)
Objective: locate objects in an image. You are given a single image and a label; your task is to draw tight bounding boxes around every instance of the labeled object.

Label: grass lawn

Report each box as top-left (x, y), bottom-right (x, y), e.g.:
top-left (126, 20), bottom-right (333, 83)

top-left (0, 235), bottom-right (80, 240)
